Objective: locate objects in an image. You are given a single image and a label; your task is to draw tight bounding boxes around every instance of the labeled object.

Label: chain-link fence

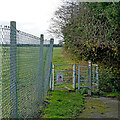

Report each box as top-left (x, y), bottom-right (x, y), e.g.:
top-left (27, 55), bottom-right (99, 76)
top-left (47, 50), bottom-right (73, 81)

top-left (0, 21), bottom-right (54, 118)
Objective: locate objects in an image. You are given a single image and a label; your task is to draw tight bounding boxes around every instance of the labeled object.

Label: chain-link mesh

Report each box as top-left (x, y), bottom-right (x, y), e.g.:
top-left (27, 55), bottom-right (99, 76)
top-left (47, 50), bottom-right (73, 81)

top-left (0, 22), bottom-right (54, 118)
top-left (17, 29), bottom-right (41, 118)
top-left (43, 41), bottom-right (51, 98)
top-left (0, 26), bottom-right (11, 118)
top-left (0, 26), bottom-right (3, 119)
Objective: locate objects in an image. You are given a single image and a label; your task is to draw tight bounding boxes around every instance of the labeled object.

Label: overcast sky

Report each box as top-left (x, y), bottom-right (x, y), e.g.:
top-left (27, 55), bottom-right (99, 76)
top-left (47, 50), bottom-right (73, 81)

top-left (0, 0), bottom-right (63, 43)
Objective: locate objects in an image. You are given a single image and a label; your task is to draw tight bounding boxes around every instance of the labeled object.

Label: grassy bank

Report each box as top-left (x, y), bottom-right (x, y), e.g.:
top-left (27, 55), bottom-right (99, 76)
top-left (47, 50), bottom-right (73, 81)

top-left (53, 47), bottom-right (74, 65)
top-left (40, 90), bottom-right (84, 118)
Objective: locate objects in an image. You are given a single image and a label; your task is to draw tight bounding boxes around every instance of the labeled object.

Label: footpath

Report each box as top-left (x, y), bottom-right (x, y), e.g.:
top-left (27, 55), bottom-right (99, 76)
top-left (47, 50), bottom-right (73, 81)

top-left (79, 96), bottom-right (120, 119)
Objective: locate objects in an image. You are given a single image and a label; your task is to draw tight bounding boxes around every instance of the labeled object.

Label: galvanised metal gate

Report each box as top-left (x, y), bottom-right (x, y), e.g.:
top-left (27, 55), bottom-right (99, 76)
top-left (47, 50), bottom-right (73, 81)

top-left (78, 64), bottom-right (99, 95)
top-left (51, 64), bottom-right (76, 90)
top-left (51, 63), bottom-right (99, 95)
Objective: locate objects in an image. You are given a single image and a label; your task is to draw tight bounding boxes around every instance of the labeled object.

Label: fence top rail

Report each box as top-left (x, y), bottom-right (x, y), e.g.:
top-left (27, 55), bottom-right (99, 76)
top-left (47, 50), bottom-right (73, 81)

top-left (54, 64), bottom-right (88, 66)
top-left (92, 64), bottom-right (98, 67)
top-left (79, 66), bottom-right (88, 67)
top-left (54, 64), bottom-right (74, 66)
top-left (55, 70), bottom-right (73, 72)
top-left (0, 43), bottom-right (51, 46)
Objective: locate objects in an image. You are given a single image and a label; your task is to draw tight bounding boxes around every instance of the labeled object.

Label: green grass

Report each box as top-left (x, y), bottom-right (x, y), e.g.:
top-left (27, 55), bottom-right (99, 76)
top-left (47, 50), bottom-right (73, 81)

top-left (52, 47), bottom-right (75, 89)
top-left (55, 83), bottom-right (73, 89)
top-left (53, 47), bottom-right (74, 65)
top-left (41, 90), bottom-right (84, 118)
top-left (106, 92), bottom-right (120, 98)
top-left (92, 90), bottom-right (120, 99)
top-left (53, 47), bottom-right (75, 70)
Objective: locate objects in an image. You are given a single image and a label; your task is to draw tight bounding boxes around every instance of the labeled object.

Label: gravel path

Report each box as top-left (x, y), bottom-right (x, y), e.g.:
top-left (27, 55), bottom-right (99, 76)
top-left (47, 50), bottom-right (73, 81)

top-left (79, 96), bottom-right (120, 119)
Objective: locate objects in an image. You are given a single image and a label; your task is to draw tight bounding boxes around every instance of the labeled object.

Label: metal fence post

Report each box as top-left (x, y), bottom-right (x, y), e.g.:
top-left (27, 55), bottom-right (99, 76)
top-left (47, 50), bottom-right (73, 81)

top-left (10, 21), bottom-right (17, 118)
top-left (88, 61), bottom-right (92, 95)
top-left (93, 66), bottom-right (95, 91)
top-left (96, 65), bottom-right (99, 89)
top-left (78, 66), bottom-right (80, 90)
top-left (73, 64), bottom-right (76, 89)
top-left (50, 72), bottom-right (52, 89)
top-left (52, 65), bottom-right (55, 90)
top-left (49, 38), bottom-right (54, 90)
top-left (39, 34), bottom-right (44, 103)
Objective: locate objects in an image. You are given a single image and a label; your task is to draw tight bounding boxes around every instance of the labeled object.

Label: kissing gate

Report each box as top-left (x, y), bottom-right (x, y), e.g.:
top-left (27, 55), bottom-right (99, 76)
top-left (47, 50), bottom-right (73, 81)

top-left (50, 62), bottom-right (99, 95)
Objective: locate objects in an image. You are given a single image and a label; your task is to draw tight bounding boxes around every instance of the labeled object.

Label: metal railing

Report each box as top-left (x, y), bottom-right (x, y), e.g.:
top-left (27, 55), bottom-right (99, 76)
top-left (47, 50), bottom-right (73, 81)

top-left (52, 63), bottom-right (99, 95)
top-left (0, 21), bottom-right (54, 118)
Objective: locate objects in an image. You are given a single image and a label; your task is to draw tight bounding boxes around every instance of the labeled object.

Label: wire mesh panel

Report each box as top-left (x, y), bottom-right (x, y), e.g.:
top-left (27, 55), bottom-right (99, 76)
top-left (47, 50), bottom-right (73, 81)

top-left (0, 26), bottom-right (3, 119)
top-left (43, 39), bottom-right (54, 98)
top-left (0, 26), bottom-right (11, 118)
top-left (43, 42), bottom-right (50, 98)
top-left (0, 21), bottom-right (54, 119)
top-left (17, 29), bottom-right (41, 118)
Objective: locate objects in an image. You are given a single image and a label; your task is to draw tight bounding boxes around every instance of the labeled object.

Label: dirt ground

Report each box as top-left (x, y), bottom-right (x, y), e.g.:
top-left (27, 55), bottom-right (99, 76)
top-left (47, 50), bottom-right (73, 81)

top-left (79, 96), bottom-right (120, 119)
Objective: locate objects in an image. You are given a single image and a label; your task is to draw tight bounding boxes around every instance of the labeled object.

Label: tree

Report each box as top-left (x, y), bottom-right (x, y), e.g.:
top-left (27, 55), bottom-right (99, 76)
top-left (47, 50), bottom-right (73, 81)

top-left (49, 1), bottom-right (120, 91)
top-left (58, 40), bottom-right (63, 45)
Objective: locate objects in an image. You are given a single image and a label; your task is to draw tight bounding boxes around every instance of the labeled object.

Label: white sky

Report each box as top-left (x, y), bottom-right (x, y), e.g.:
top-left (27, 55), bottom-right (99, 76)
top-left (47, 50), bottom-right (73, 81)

top-left (0, 0), bottom-right (63, 43)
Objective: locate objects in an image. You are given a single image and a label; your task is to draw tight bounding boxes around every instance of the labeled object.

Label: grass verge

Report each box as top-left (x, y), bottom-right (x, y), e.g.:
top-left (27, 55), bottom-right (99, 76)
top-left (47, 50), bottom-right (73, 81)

top-left (40, 90), bottom-right (84, 118)
top-left (92, 90), bottom-right (120, 100)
